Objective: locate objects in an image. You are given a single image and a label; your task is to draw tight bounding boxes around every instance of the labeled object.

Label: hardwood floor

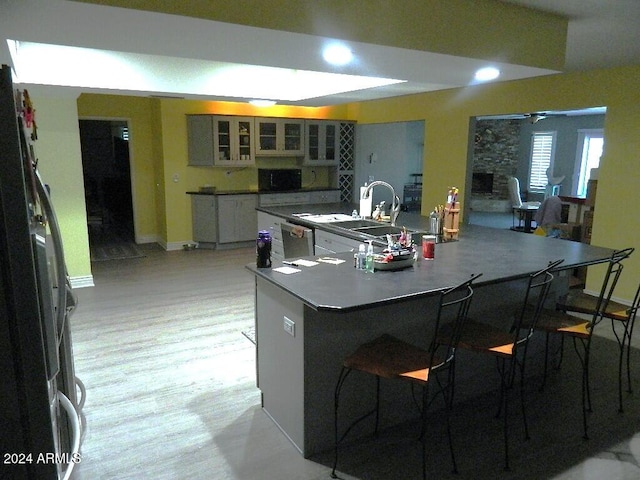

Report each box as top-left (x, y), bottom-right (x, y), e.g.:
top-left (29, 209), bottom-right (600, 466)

top-left (72, 246), bottom-right (328, 479)
top-left (70, 245), bottom-right (640, 479)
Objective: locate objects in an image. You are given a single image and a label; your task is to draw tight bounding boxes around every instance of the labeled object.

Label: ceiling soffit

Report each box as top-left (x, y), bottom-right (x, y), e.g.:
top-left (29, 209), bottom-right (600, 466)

top-left (71, 0), bottom-right (568, 71)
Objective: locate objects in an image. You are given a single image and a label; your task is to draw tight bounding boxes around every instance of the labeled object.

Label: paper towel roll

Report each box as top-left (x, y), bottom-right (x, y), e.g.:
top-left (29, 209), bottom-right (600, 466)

top-left (359, 186), bottom-right (372, 218)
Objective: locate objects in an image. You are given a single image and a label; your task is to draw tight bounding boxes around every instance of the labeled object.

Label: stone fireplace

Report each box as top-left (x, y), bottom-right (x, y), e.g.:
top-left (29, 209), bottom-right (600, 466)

top-left (471, 119), bottom-right (521, 212)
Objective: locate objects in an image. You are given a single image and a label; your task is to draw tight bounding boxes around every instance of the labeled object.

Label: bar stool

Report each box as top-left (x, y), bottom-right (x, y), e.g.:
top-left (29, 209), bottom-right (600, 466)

top-left (536, 247), bottom-right (633, 439)
top-left (554, 248), bottom-right (637, 413)
top-left (330, 274), bottom-right (481, 480)
top-left (440, 259), bottom-right (561, 471)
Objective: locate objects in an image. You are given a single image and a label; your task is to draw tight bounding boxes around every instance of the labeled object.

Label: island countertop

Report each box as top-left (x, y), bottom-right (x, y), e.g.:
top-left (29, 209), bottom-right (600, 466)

top-left (247, 221), bottom-right (614, 312)
top-left (248, 206), bottom-right (617, 458)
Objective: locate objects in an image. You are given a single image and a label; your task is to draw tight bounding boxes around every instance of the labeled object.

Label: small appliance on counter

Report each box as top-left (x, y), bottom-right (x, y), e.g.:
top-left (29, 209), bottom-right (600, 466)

top-left (258, 168), bottom-right (302, 192)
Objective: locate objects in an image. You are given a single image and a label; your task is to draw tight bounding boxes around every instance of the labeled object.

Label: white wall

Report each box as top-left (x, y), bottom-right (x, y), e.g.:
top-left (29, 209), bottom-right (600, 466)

top-left (355, 121), bottom-right (424, 208)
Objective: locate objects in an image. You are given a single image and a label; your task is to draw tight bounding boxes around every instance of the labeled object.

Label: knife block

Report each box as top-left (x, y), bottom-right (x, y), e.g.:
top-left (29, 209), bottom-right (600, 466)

top-left (443, 202), bottom-right (460, 240)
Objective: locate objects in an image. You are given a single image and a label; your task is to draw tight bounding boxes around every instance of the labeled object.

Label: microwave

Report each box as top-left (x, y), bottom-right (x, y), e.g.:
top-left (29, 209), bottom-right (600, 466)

top-left (258, 169), bottom-right (302, 192)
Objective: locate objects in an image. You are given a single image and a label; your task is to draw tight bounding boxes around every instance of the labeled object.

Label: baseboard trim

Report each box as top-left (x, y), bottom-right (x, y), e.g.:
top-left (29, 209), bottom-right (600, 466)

top-left (163, 241), bottom-right (191, 251)
top-left (136, 234), bottom-right (161, 244)
top-left (71, 275), bottom-right (95, 289)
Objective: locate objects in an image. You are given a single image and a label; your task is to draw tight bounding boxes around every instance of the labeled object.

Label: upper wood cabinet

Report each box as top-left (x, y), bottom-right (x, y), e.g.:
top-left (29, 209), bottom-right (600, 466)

top-left (255, 118), bottom-right (304, 156)
top-left (212, 116), bottom-right (255, 166)
top-left (187, 115), bottom-right (255, 167)
top-left (303, 120), bottom-right (340, 166)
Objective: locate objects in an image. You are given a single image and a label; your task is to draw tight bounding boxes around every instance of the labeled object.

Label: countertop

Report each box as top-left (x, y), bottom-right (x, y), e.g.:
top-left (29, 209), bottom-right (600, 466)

top-left (257, 202), bottom-right (434, 245)
top-left (186, 187), bottom-right (339, 195)
top-left (248, 203), bottom-right (615, 312)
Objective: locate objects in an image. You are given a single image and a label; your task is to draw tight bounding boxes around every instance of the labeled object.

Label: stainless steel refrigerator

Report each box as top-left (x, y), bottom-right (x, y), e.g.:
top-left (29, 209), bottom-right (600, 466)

top-left (0, 65), bottom-right (84, 479)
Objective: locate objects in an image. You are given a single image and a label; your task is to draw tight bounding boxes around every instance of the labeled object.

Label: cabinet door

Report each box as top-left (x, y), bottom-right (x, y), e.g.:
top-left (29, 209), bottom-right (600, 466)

top-left (304, 120), bottom-right (340, 165)
top-left (187, 116), bottom-right (214, 166)
top-left (323, 122), bottom-right (339, 163)
top-left (191, 195), bottom-right (217, 242)
top-left (235, 195), bottom-right (258, 241)
top-left (236, 118), bottom-right (254, 165)
top-left (216, 196), bottom-right (237, 243)
top-left (256, 119), bottom-right (278, 154)
top-left (281, 119), bottom-right (304, 155)
top-left (255, 118), bottom-right (304, 156)
top-left (217, 195), bottom-right (258, 243)
top-left (213, 117), bottom-right (232, 165)
top-left (213, 116), bottom-right (255, 166)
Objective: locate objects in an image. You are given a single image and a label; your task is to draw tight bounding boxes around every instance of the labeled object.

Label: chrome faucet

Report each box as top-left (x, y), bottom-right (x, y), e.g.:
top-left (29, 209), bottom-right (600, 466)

top-left (362, 181), bottom-right (401, 226)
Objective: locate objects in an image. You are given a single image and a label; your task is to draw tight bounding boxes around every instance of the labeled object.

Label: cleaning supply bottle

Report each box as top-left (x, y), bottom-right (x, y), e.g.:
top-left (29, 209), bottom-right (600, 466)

top-left (365, 240), bottom-right (375, 273)
top-left (355, 243), bottom-right (367, 270)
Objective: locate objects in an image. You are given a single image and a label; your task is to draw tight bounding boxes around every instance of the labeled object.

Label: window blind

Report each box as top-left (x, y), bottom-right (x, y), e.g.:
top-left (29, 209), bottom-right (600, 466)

top-left (529, 132), bottom-right (555, 190)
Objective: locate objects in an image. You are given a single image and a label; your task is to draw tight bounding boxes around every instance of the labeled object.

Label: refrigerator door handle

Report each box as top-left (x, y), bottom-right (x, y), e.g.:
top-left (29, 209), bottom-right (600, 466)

top-left (56, 391), bottom-right (81, 480)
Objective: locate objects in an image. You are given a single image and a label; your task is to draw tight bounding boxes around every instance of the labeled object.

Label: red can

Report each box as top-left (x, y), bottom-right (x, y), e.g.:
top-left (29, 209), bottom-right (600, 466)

top-left (422, 235), bottom-right (436, 260)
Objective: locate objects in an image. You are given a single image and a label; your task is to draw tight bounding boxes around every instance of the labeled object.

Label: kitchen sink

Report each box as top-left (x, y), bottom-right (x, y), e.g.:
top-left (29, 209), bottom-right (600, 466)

top-left (292, 213), bottom-right (354, 223)
top-left (352, 225), bottom-right (406, 236)
top-left (352, 225), bottom-right (430, 241)
top-left (331, 219), bottom-right (382, 229)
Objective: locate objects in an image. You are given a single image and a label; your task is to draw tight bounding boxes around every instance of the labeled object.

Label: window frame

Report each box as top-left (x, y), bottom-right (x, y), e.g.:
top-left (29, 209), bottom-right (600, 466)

top-left (573, 128), bottom-right (604, 197)
top-left (528, 131), bottom-right (557, 193)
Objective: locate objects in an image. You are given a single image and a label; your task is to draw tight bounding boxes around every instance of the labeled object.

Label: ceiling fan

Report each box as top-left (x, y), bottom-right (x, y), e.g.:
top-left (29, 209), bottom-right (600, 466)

top-left (523, 112), bottom-right (568, 123)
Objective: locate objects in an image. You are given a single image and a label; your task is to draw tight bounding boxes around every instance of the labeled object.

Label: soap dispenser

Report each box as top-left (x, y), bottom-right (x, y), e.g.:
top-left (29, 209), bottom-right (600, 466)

top-left (365, 240), bottom-right (375, 273)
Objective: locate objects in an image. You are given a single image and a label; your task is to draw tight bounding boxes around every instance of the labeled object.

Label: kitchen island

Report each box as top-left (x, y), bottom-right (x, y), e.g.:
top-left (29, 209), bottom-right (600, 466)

top-left (247, 206), bottom-right (615, 458)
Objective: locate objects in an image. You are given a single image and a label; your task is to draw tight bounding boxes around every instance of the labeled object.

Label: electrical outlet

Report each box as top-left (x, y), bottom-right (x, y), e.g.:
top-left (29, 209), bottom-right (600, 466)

top-left (283, 316), bottom-right (295, 337)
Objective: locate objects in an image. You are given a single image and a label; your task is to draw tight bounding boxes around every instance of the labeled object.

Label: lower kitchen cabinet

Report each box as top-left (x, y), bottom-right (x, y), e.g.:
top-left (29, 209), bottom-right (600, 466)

top-left (314, 229), bottom-right (362, 255)
top-left (191, 195), bottom-right (217, 243)
top-left (217, 194), bottom-right (258, 244)
top-left (257, 211), bottom-right (285, 261)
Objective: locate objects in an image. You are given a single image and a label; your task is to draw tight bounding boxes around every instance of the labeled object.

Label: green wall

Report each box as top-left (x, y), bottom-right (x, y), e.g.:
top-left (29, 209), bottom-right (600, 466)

top-left (32, 94), bottom-right (92, 284)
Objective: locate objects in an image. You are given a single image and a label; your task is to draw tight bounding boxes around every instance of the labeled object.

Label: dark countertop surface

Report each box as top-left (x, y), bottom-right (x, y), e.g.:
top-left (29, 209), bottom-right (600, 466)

top-left (257, 202), bottom-right (434, 245)
top-left (186, 188), bottom-right (339, 195)
top-left (248, 203), bottom-right (615, 312)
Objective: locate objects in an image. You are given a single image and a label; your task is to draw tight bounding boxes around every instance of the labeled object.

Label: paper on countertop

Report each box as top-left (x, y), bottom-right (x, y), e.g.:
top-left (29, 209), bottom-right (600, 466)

top-left (292, 259), bottom-right (319, 267)
top-left (317, 257), bottom-right (346, 265)
top-left (273, 266), bottom-right (301, 274)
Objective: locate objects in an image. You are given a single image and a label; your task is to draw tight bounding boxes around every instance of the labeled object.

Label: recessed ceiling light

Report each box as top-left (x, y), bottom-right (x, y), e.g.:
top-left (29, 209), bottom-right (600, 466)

top-left (322, 44), bottom-right (353, 66)
top-left (474, 67), bottom-right (500, 82)
top-left (249, 99), bottom-right (276, 107)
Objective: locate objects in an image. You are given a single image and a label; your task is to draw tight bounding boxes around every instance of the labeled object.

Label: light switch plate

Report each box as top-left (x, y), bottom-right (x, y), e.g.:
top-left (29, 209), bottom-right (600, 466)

top-left (283, 316), bottom-right (295, 337)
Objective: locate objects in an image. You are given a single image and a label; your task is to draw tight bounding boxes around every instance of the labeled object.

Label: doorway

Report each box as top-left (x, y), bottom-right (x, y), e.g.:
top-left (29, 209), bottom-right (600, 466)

top-left (79, 119), bottom-right (134, 250)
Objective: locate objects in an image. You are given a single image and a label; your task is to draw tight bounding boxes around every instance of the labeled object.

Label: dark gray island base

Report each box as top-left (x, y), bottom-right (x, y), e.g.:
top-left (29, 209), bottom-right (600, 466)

top-left (246, 222), bottom-right (614, 458)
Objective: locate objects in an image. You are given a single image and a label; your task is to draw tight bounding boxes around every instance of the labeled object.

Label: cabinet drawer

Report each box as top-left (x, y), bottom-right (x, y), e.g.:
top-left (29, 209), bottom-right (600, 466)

top-left (271, 238), bottom-right (284, 258)
top-left (314, 230), bottom-right (360, 254)
top-left (308, 190), bottom-right (340, 203)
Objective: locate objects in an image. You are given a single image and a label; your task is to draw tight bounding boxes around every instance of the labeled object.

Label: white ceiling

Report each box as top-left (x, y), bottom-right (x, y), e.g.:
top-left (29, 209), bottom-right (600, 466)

top-left (1, 0), bottom-right (638, 106)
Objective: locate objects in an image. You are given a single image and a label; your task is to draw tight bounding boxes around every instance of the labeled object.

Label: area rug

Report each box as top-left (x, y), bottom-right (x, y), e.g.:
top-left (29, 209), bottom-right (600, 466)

top-left (242, 327), bottom-right (256, 345)
top-left (91, 242), bottom-right (146, 262)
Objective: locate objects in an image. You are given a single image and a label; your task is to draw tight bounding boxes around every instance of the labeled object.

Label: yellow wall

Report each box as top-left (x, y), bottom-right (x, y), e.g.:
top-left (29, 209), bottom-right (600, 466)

top-left (77, 94), bottom-right (351, 246)
top-left (349, 65), bottom-right (640, 300)
top-left (77, 94), bottom-right (160, 243)
top-left (31, 94), bottom-right (91, 281)
top-left (57, 64), bottom-right (640, 300)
